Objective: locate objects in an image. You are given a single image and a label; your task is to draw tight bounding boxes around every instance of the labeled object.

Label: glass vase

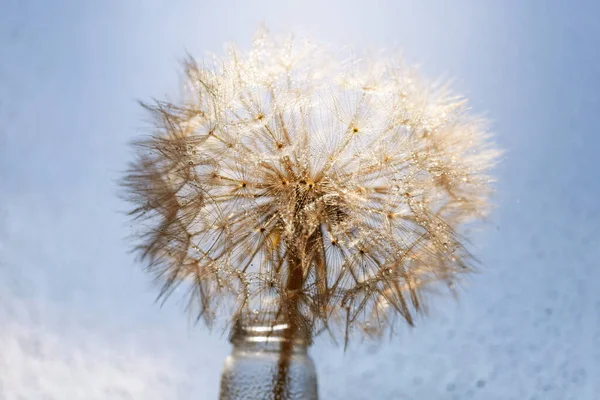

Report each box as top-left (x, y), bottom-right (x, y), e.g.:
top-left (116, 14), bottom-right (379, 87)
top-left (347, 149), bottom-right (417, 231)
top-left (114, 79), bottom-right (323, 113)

top-left (219, 314), bottom-right (318, 400)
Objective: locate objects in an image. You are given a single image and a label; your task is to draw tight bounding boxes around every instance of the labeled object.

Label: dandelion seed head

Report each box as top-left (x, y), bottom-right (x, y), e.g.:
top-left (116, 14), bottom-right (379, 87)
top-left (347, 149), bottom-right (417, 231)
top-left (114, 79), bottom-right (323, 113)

top-left (121, 27), bottom-right (500, 343)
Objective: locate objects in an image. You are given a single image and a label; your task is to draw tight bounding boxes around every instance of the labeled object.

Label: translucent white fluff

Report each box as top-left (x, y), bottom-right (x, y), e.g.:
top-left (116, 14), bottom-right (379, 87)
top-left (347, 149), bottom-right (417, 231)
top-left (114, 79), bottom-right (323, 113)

top-left (121, 27), bottom-right (500, 345)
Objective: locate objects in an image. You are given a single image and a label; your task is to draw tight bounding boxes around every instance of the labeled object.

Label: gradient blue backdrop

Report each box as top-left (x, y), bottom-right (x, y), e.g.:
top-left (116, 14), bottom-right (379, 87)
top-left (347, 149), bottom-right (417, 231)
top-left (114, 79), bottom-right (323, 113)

top-left (1, 1), bottom-right (599, 399)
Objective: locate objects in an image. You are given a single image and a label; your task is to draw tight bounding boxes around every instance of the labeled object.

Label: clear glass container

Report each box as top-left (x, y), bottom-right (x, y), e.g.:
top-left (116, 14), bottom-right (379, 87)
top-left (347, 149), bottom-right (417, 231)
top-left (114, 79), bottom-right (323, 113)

top-left (219, 315), bottom-right (318, 400)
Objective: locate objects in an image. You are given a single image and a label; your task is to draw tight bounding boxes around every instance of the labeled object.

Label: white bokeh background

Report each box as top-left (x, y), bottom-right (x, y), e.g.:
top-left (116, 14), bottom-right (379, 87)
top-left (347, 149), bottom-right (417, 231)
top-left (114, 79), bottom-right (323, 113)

top-left (1, 1), bottom-right (599, 399)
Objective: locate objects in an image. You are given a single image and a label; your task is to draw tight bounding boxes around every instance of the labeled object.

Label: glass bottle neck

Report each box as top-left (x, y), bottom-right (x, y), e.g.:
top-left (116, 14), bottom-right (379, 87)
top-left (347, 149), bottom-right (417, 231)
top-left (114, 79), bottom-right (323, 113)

top-left (230, 313), bottom-right (312, 353)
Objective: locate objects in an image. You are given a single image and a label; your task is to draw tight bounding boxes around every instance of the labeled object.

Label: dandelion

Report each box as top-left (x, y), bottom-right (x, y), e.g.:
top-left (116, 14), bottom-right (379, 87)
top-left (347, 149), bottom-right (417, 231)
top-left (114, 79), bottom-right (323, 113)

top-left (121, 27), bottom-right (499, 398)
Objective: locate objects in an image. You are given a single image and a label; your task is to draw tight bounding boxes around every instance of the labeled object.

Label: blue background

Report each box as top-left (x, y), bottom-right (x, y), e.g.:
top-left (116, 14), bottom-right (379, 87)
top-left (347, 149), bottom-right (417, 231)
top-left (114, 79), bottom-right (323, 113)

top-left (1, 1), bottom-right (599, 398)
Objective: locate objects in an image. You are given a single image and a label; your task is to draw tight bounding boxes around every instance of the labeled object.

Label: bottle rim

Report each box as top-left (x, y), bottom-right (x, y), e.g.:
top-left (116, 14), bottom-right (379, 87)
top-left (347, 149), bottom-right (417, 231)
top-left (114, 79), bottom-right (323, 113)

top-left (230, 311), bottom-right (313, 346)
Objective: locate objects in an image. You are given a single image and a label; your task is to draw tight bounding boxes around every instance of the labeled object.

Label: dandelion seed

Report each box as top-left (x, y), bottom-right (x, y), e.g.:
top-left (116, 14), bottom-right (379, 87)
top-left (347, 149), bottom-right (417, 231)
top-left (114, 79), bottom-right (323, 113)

top-left (120, 28), bottom-right (500, 347)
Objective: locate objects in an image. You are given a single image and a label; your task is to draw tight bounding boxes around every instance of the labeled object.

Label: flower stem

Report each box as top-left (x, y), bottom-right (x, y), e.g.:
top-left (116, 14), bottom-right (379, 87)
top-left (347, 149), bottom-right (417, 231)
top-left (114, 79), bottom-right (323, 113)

top-left (273, 246), bottom-right (305, 399)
